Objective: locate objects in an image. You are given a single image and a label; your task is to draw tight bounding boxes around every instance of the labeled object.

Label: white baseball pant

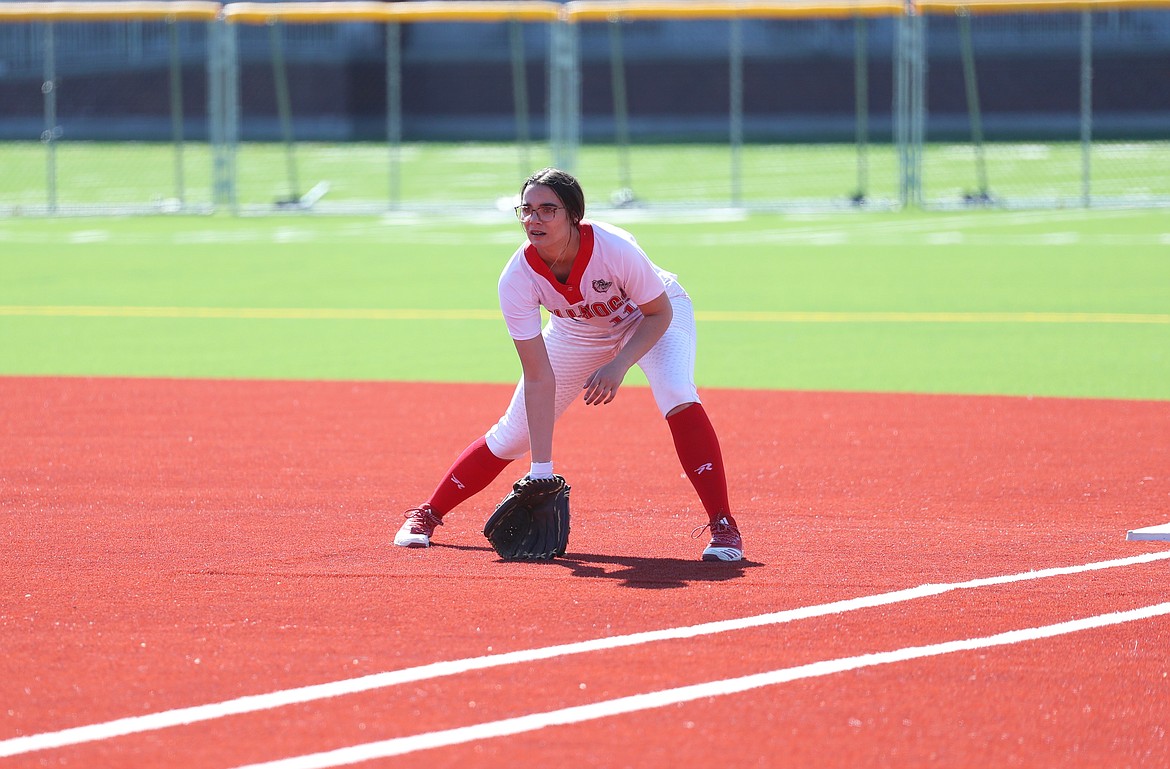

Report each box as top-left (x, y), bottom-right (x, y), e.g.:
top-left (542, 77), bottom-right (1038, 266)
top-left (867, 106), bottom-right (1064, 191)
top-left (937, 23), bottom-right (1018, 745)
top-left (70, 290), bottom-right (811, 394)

top-left (484, 293), bottom-right (700, 460)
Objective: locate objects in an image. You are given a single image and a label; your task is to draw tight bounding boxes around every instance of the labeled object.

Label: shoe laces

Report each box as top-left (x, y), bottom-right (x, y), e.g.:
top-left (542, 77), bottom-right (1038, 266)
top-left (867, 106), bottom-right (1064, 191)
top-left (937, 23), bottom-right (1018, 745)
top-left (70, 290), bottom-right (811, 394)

top-left (404, 506), bottom-right (442, 532)
top-left (692, 517), bottom-right (736, 541)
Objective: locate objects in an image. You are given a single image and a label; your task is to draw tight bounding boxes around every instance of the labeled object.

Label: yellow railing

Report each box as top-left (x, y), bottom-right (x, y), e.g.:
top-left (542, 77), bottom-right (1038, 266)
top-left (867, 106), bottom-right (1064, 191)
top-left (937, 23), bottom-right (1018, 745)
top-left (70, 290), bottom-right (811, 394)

top-left (0, 1), bottom-right (220, 21)
top-left (222, 1), bottom-right (560, 24)
top-left (564, 1), bottom-right (904, 22)
top-left (6, 0), bottom-right (1166, 25)
top-left (917, 0), bottom-right (1170, 13)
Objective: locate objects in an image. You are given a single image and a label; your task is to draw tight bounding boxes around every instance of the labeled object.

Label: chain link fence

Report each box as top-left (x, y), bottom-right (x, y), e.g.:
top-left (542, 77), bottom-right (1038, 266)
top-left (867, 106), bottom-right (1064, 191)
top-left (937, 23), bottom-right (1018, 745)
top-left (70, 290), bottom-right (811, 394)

top-left (1, 0), bottom-right (1167, 215)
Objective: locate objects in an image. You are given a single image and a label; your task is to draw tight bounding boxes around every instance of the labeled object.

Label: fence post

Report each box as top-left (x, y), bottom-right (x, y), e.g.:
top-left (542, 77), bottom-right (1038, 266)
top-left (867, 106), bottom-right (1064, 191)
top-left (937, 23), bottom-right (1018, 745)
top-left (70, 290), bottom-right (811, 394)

top-left (386, 21), bottom-right (402, 208)
top-left (168, 18), bottom-right (186, 207)
top-left (510, 19), bottom-right (532, 180)
top-left (209, 12), bottom-right (238, 211)
top-left (895, 2), bottom-right (924, 209)
top-left (549, 15), bottom-right (579, 173)
top-left (41, 20), bottom-right (58, 213)
top-left (1080, 9), bottom-right (1093, 207)
top-left (729, 16), bottom-right (743, 207)
top-left (854, 14), bottom-right (869, 203)
top-left (209, 13), bottom-right (225, 208)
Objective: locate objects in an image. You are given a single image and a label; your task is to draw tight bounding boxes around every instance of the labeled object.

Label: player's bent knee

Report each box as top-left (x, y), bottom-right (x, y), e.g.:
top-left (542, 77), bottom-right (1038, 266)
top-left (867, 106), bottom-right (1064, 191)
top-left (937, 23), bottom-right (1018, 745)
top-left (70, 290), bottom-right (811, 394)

top-left (484, 429), bottom-right (529, 462)
top-left (652, 385), bottom-right (700, 417)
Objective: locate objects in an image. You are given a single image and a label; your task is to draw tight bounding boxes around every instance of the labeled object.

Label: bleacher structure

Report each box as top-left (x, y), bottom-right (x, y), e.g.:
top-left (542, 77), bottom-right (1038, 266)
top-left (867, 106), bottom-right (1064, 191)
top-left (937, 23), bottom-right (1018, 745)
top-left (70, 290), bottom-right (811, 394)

top-left (0, 0), bottom-right (1168, 214)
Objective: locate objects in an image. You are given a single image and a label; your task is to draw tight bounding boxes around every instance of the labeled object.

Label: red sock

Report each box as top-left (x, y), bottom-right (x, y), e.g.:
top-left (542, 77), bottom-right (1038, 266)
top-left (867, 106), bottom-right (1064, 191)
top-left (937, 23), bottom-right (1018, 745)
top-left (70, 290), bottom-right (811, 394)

top-left (667, 403), bottom-right (733, 525)
top-left (426, 436), bottom-right (513, 517)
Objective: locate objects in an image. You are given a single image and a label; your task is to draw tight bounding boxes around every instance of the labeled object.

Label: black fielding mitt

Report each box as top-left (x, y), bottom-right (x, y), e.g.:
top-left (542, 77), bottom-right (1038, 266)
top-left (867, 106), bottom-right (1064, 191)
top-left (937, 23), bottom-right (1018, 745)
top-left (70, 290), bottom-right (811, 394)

top-left (483, 475), bottom-right (570, 560)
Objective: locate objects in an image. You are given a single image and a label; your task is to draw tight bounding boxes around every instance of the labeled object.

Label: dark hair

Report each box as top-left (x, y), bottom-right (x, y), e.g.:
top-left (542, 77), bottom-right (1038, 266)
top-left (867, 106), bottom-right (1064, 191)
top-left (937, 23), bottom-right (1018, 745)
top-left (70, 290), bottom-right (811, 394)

top-left (521, 168), bottom-right (585, 225)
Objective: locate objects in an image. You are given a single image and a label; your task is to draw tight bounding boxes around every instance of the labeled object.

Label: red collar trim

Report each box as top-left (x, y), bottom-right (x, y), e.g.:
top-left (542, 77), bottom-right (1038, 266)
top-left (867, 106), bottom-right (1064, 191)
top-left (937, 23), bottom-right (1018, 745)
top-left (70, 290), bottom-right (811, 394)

top-left (523, 223), bottom-right (594, 305)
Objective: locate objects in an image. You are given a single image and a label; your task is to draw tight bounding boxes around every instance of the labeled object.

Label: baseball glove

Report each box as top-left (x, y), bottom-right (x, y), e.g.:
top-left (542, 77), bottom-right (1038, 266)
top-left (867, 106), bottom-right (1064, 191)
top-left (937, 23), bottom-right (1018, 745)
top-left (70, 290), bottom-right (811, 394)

top-left (483, 475), bottom-right (571, 560)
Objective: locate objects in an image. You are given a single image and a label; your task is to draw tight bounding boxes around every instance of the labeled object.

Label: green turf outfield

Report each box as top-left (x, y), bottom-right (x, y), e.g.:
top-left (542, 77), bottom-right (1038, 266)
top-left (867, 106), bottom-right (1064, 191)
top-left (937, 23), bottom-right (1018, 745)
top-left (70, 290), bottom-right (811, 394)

top-left (1, 207), bottom-right (1167, 400)
top-left (4, 140), bottom-right (1169, 210)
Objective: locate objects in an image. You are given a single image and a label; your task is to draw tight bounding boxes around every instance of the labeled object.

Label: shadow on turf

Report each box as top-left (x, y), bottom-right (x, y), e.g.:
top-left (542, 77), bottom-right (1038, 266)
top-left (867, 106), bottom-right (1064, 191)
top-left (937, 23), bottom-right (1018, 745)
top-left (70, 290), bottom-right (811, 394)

top-left (434, 543), bottom-right (762, 588)
top-left (554, 552), bottom-right (764, 589)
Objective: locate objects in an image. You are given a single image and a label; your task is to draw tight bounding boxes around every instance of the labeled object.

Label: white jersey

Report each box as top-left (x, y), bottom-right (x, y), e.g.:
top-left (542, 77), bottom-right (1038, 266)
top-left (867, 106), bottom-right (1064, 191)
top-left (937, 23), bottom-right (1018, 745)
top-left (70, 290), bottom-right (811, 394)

top-left (498, 220), bottom-right (685, 341)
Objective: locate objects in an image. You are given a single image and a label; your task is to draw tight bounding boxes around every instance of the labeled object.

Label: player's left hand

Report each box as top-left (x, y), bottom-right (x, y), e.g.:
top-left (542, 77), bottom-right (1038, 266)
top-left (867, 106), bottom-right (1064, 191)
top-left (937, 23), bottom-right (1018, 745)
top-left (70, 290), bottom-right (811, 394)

top-left (583, 361), bottom-right (630, 405)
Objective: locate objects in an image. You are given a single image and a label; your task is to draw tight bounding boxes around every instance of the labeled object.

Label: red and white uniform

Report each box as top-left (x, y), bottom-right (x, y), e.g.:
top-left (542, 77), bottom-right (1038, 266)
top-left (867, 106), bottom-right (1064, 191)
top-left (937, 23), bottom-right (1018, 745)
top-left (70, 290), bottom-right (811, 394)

top-left (485, 220), bottom-right (701, 460)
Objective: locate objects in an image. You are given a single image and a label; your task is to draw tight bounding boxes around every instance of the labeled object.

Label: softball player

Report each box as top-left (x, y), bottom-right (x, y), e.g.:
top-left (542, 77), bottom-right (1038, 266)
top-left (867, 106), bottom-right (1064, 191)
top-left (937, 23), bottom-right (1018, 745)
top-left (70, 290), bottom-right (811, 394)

top-left (395, 168), bottom-right (743, 561)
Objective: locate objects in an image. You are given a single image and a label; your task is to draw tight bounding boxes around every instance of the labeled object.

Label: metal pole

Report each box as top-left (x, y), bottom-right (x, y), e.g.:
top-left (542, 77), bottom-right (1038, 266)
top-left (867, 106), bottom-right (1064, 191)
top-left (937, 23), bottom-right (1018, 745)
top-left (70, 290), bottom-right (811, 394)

top-left (224, 17), bottom-right (240, 211)
top-left (894, 6), bottom-right (910, 207)
top-left (609, 18), bottom-right (633, 196)
top-left (897, 6), bottom-right (925, 209)
top-left (168, 19), bottom-right (186, 207)
top-left (510, 19), bottom-right (532, 180)
top-left (550, 18), bottom-right (579, 172)
top-left (386, 21), bottom-right (402, 207)
top-left (209, 15), bottom-right (222, 207)
top-left (1080, 9), bottom-right (1093, 207)
top-left (729, 16), bottom-right (743, 207)
top-left (911, 11), bottom-right (925, 208)
top-left (209, 14), bottom-right (238, 210)
top-left (549, 21), bottom-right (563, 169)
top-left (853, 15), bottom-right (869, 204)
top-left (958, 10), bottom-right (989, 201)
top-left (269, 21), bottom-right (299, 203)
top-left (42, 21), bottom-right (58, 213)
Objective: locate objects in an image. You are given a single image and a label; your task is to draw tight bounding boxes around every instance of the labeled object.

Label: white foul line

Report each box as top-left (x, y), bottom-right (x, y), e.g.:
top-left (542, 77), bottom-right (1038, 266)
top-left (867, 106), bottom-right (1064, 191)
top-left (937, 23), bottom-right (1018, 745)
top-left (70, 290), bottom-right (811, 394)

top-left (226, 601), bottom-right (1170, 769)
top-left (2, 550), bottom-right (1169, 759)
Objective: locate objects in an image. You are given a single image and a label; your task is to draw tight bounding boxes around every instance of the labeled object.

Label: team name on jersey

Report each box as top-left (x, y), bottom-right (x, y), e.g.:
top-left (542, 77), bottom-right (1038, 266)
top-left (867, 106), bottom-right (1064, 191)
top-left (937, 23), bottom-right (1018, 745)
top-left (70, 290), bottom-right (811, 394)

top-left (551, 286), bottom-right (639, 326)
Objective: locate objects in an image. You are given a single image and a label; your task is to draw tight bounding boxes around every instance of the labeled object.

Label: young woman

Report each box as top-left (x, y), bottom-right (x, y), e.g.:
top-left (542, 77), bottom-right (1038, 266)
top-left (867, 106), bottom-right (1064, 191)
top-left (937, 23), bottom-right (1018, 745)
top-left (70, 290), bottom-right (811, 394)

top-left (394, 168), bottom-right (743, 561)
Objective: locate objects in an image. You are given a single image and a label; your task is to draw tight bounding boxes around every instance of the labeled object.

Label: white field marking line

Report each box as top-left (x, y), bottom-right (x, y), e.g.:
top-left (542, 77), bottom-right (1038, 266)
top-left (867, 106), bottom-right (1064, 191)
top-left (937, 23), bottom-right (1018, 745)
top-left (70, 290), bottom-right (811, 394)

top-left (1, 306), bottom-right (1168, 326)
top-left (230, 602), bottom-right (1170, 769)
top-left (2, 550), bottom-right (1169, 759)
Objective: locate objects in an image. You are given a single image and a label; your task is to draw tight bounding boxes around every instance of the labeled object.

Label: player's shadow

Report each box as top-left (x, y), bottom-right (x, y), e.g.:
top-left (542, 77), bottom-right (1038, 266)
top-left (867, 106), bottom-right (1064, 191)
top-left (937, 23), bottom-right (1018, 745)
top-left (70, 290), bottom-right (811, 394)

top-left (431, 544), bottom-right (762, 588)
top-left (554, 552), bottom-right (763, 589)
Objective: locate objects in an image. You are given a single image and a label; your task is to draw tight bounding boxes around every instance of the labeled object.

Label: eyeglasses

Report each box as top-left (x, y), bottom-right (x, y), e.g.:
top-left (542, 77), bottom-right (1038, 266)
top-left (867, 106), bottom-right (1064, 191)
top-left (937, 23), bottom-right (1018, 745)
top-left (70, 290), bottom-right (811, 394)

top-left (514, 203), bottom-right (563, 222)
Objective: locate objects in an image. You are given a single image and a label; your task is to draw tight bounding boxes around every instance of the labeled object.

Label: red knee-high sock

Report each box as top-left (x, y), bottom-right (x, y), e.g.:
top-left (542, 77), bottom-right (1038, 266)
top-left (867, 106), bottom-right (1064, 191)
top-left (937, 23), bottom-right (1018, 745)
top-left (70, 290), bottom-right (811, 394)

top-left (426, 436), bottom-right (513, 518)
top-left (667, 403), bottom-right (733, 525)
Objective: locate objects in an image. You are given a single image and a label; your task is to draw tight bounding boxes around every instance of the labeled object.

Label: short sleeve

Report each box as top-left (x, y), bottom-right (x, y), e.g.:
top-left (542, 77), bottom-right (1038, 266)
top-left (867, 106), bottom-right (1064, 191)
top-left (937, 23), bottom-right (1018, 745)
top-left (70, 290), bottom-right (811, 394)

top-left (498, 263), bottom-right (544, 341)
top-left (600, 223), bottom-right (668, 306)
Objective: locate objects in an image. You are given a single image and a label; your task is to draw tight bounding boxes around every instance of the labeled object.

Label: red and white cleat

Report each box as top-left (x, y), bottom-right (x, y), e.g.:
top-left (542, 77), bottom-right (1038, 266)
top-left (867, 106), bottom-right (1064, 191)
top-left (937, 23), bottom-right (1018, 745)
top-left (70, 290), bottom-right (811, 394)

top-left (394, 505), bottom-right (443, 548)
top-left (695, 516), bottom-right (744, 561)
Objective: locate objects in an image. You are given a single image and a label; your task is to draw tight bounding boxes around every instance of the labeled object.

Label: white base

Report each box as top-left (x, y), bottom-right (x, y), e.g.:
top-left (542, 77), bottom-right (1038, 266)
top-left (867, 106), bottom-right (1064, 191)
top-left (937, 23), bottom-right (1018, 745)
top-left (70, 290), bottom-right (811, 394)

top-left (1126, 523), bottom-right (1170, 541)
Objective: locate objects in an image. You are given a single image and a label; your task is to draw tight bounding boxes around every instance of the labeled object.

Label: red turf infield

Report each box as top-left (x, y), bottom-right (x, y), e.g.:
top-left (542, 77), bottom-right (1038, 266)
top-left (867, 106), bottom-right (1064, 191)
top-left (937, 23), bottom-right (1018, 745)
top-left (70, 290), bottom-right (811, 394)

top-left (2, 376), bottom-right (1168, 768)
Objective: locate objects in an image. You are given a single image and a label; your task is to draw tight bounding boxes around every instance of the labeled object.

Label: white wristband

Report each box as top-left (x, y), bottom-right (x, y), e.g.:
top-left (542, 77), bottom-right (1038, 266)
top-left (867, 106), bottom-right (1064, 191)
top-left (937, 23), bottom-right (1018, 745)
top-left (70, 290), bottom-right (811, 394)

top-left (529, 461), bottom-right (554, 479)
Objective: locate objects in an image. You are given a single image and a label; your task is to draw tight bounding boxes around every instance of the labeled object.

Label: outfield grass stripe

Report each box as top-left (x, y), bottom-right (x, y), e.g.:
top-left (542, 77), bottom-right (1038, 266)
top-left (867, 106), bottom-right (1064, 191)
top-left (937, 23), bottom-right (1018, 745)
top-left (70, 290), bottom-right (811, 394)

top-left (698, 310), bottom-right (1170, 324)
top-left (0, 306), bottom-right (500, 321)
top-left (1, 306), bottom-right (1168, 325)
